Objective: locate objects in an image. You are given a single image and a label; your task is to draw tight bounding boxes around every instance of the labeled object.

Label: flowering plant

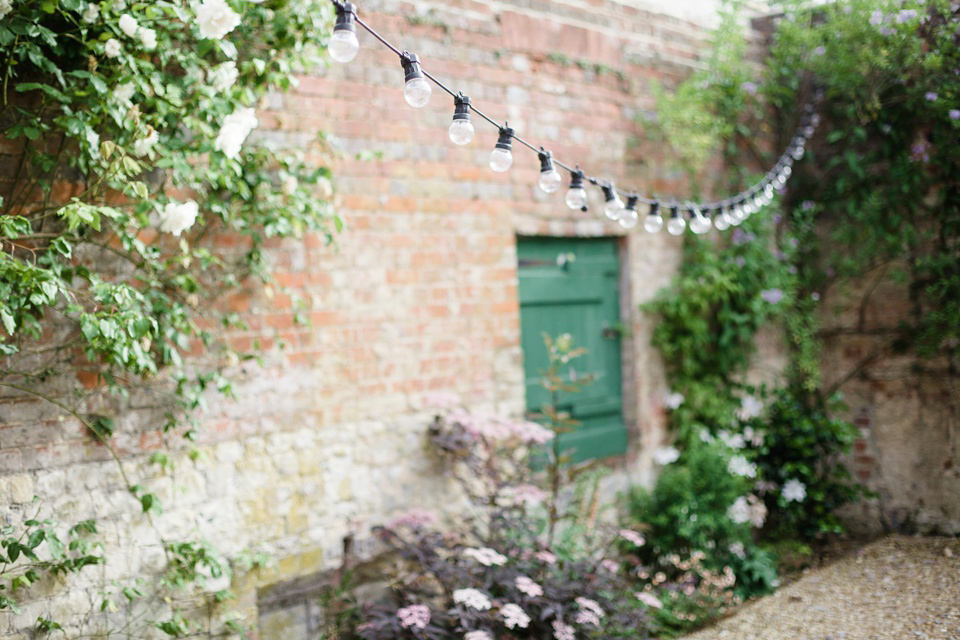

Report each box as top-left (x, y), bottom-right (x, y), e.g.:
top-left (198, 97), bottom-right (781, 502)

top-left (355, 338), bottom-right (654, 639)
top-left (0, 0), bottom-right (338, 435)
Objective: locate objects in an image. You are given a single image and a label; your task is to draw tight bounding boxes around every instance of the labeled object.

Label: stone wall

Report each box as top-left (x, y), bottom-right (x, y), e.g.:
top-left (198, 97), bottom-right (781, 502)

top-left (0, 1), bottom-right (729, 637)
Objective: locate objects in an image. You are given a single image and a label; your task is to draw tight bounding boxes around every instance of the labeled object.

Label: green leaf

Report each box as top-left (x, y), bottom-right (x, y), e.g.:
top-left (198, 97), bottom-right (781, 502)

top-left (0, 308), bottom-right (15, 335)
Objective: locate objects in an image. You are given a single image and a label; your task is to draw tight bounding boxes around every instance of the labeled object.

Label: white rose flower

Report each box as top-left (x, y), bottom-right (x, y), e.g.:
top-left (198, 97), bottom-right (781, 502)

top-left (208, 60), bottom-right (239, 92)
top-left (281, 175), bottom-right (298, 195)
top-left (158, 201), bottom-right (199, 236)
top-left (114, 82), bottom-right (135, 104)
top-left (82, 3), bottom-right (100, 23)
top-left (195, 0), bottom-right (241, 40)
top-left (727, 496), bottom-right (750, 524)
top-left (133, 128), bottom-right (159, 157)
top-left (0, 0), bottom-right (13, 19)
top-left (118, 14), bottom-right (138, 37)
top-left (736, 395), bottom-right (764, 421)
top-left (139, 27), bottom-right (157, 50)
top-left (215, 107), bottom-right (258, 159)
top-left (728, 455), bottom-right (757, 478)
top-left (652, 445), bottom-right (680, 466)
top-left (781, 478), bottom-right (807, 503)
top-left (104, 38), bottom-right (122, 58)
top-left (664, 391), bottom-right (685, 410)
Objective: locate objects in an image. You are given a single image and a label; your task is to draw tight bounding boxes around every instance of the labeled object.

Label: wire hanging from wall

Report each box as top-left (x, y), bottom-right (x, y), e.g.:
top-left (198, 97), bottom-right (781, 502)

top-left (327, 0), bottom-right (823, 235)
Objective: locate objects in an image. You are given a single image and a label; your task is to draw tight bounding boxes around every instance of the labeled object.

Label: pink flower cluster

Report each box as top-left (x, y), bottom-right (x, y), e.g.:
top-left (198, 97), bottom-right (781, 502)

top-left (552, 620), bottom-right (575, 640)
top-left (397, 604), bottom-right (431, 630)
top-left (619, 529), bottom-right (646, 547)
top-left (448, 409), bottom-right (554, 445)
top-left (635, 591), bottom-right (663, 609)
top-left (387, 508), bottom-right (435, 530)
top-left (515, 575), bottom-right (544, 597)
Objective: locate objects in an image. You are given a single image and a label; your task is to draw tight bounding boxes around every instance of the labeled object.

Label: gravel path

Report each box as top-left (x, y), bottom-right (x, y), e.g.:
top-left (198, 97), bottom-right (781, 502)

top-left (685, 536), bottom-right (960, 640)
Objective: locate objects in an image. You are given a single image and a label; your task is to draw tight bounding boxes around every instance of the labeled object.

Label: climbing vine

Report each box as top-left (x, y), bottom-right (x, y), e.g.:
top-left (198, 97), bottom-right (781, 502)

top-left (0, 0), bottom-right (338, 634)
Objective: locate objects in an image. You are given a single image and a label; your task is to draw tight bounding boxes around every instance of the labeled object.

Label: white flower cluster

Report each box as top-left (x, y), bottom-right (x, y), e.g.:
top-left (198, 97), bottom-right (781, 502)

top-left (117, 14), bottom-right (156, 51)
top-left (159, 201), bottom-right (200, 236)
top-left (736, 395), bottom-right (765, 420)
top-left (727, 494), bottom-right (767, 528)
top-left (515, 575), bottom-right (543, 597)
top-left (464, 632), bottom-right (492, 640)
top-left (0, 0), bottom-right (15, 19)
top-left (208, 60), bottom-right (239, 92)
top-left (727, 454), bottom-right (757, 478)
top-left (500, 603), bottom-right (530, 629)
top-left (463, 547), bottom-right (507, 567)
top-left (215, 107), bottom-right (258, 159)
top-left (453, 588), bottom-right (492, 611)
top-left (781, 478), bottom-right (807, 502)
top-left (196, 0), bottom-right (241, 40)
top-left (653, 445), bottom-right (680, 465)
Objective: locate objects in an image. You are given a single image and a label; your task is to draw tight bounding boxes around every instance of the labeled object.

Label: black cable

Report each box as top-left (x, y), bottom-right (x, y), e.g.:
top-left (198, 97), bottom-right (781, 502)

top-left (337, 0), bottom-right (819, 214)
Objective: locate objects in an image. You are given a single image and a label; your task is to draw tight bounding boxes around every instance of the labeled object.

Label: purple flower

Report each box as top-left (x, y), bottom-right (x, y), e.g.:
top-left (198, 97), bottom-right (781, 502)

top-left (773, 214), bottom-right (783, 225)
top-left (801, 200), bottom-right (815, 211)
top-left (811, 292), bottom-right (821, 301)
top-left (896, 9), bottom-right (916, 23)
top-left (813, 46), bottom-right (825, 56)
top-left (760, 289), bottom-right (784, 304)
top-left (775, 249), bottom-right (786, 261)
top-left (949, 109), bottom-right (960, 120)
top-left (788, 265), bottom-right (798, 275)
top-left (869, 9), bottom-right (884, 26)
top-left (741, 81), bottom-right (758, 96)
top-left (734, 256), bottom-right (747, 267)
top-left (911, 142), bottom-right (930, 163)
top-left (926, 92), bottom-right (938, 102)
top-left (879, 27), bottom-right (896, 36)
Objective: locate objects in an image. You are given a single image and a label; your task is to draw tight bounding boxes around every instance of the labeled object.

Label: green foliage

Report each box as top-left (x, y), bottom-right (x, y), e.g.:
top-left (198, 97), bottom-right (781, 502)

top-left (750, 388), bottom-right (862, 538)
top-left (0, 0), bottom-right (339, 428)
top-left (0, 503), bottom-right (104, 615)
top-left (628, 443), bottom-right (750, 559)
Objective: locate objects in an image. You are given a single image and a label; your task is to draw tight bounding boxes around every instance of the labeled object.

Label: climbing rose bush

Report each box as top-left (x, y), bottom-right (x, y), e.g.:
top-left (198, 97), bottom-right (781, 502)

top-left (0, 0), bottom-right (340, 430)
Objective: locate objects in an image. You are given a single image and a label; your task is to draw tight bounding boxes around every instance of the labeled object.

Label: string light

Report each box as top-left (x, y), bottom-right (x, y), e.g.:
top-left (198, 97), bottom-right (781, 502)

top-left (328, 2), bottom-right (360, 63)
top-left (325, 0), bottom-right (823, 234)
top-left (449, 93), bottom-right (475, 145)
top-left (400, 52), bottom-right (432, 108)
top-left (689, 204), bottom-right (712, 235)
top-left (619, 196), bottom-right (639, 229)
top-left (537, 150), bottom-right (563, 194)
top-left (489, 126), bottom-right (514, 172)
top-left (714, 205), bottom-right (732, 231)
top-left (667, 204), bottom-right (686, 236)
top-left (643, 200), bottom-right (663, 233)
top-left (602, 183), bottom-right (625, 220)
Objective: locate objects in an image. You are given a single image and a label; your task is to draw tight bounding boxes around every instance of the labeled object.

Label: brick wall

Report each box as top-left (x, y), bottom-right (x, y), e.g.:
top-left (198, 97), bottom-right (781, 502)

top-left (0, 2), bottom-right (725, 636)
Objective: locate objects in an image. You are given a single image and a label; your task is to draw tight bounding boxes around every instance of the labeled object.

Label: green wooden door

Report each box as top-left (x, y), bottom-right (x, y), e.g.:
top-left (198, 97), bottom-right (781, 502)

top-left (517, 236), bottom-right (627, 462)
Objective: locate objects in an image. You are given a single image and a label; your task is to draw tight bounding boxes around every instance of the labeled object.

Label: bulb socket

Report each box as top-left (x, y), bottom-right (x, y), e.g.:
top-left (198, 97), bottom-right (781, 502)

top-left (569, 170), bottom-right (585, 190)
top-left (334, 2), bottom-right (357, 33)
top-left (670, 204), bottom-right (681, 219)
top-left (649, 200), bottom-right (660, 217)
top-left (401, 52), bottom-right (425, 82)
top-left (624, 195), bottom-right (639, 212)
top-left (495, 127), bottom-right (514, 151)
top-left (452, 94), bottom-right (471, 121)
top-left (538, 150), bottom-right (554, 173)
top-left (601, 183), bottom-right (618, 203)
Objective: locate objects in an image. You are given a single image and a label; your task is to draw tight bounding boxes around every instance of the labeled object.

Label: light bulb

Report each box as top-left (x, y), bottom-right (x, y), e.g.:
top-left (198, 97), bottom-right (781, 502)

top-left (782, 165), bottom-right (792, 178)
top-left (753, 195), bottom-right (765, 210)
top-left (489, 148), bottom-right (513, 172)
top-left (644, 214), bottom-right (663, 233)
top-left (764, 184), bottom-right (775, 199)
top-left (803, 125), bottom-right (815, 137)
top-left (602, 183), bottom-right (624, 220)
top-left (566, 170), bottom-right (587, 210)
top-left (400, 53), bottom-right (431, 108)
top-left (449, 120), bottom-right (475, 145)
top-left (448, 94), bottom-right (474, 145)
top-left (619, 196), bottom-right (639, 229)
top-left (730, 206), bottom-right (745, 225)
top-left (489, 126), bottom-right (514, 172)
top-left (329, 30), bottom-right (359, 63)
top-left (404, 77), bottom-right (432, 108)
top-left (566, 187), bottom-right (587, 209)
top-left (667, 206), bottom-right (686, 236)
top-left (772, 174), bottom-right (787, 189)
top-left (537, 150), bottom-right (562, 193)
top-left (329, 3), bottom-right (359, 63)
top-left (539, 169), bottom-right (563, 193)
top-left (714, 211), bottom-right (732, 231)
top-left (742, 201), bottom-right (756, 217)
top-left (689, 208), bottom-right (711, 234)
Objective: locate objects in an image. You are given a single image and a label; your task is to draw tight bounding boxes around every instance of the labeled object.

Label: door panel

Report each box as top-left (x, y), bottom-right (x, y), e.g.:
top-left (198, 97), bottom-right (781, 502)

top-left (517, 237), bottom-right (627, 462)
